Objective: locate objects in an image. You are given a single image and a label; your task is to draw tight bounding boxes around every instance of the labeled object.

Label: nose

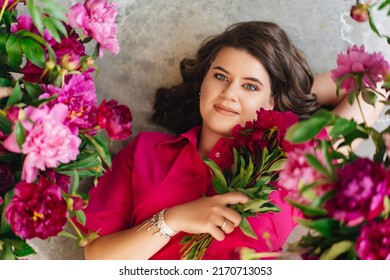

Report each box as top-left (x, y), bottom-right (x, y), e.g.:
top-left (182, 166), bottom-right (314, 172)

top-left (220, 83), bottom-right (238, 102)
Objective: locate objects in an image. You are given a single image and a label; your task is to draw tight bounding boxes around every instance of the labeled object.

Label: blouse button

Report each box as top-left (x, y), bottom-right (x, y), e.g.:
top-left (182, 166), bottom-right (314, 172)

top-left (215, 152), bottom-right (220, 158)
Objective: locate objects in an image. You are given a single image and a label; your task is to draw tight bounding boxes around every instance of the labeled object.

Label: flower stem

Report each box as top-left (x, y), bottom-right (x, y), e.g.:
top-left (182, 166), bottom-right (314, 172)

top-left (67, 216), bottom-right (84, 240)
top-left (0, 0), bottom-right (9, 22)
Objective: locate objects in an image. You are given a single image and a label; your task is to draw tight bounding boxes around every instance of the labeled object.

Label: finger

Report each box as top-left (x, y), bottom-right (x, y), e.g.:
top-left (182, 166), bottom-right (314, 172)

top-left (223, 208), bottom-right (242, 227)
top-left (220, 219), bottom-right (235, 234)
top-left (219, 192), bottom-right (250, 205)
top-left (209, 225), bottom-right (225, 241)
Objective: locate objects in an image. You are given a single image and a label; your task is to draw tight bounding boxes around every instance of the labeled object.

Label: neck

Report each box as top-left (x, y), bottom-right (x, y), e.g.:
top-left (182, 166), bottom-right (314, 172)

top-left (198, 126), bottom-right (223, 157)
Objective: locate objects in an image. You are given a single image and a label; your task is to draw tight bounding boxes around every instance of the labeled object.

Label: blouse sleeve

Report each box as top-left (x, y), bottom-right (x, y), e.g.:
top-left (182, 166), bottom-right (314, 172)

top-left (79, 135), bottom-right (140, 236)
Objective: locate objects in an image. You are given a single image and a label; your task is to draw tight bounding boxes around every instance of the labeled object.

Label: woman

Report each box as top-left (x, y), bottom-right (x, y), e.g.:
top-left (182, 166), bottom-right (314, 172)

top-left (81, 21), bottom-right (383, 259)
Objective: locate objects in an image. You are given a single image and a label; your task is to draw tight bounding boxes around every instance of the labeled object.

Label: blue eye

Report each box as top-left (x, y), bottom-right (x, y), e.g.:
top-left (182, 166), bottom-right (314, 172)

top-left (244, 84), bottom-right (257, 91)
top-left (215, 73), bottom-right (227, 81)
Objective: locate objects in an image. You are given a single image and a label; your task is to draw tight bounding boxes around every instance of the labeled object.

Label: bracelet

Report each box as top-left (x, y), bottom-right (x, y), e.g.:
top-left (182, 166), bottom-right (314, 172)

top-left (137, 208), bottom-right (178, 239)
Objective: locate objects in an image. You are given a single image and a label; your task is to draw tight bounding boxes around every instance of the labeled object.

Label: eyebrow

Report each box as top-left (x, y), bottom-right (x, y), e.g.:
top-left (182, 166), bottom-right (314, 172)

top-left (212, 66), bottom-right (264, 87)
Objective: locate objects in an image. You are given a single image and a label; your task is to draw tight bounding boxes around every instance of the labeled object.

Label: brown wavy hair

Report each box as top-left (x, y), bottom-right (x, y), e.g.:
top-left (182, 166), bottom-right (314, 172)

top-left (152, 21), bottom-right (319, 134)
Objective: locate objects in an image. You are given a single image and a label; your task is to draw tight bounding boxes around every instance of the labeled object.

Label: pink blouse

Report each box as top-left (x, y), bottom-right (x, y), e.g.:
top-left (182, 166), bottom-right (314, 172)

top-left (82, 126), bottom-right (298, 259)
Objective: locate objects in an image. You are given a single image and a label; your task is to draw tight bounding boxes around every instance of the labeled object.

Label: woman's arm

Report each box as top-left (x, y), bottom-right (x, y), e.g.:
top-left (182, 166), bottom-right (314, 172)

top-left (313, 72), bottom-right (386, 127)
top-left (84, 192), bottom-right (249, 259)
top-left (312, 72), bottom-right (387, 152)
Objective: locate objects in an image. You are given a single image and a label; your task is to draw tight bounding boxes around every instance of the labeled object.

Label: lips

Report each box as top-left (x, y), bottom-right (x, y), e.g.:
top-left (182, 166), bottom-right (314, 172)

top-left (214, 104), bottom-right (238, 116)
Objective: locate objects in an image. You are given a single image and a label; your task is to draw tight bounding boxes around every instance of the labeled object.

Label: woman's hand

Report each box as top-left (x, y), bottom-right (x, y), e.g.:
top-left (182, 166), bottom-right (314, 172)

top-left (165, 192), bottom-right (249, 241)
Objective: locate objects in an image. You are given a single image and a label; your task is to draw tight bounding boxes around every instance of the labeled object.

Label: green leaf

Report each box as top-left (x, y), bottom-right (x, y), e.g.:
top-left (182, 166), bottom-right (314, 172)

top-left (82, 133), bottom-right (112, 167)
top-left (243, 198), bottom-right (268, 212)
top-left (24, 81), bottom-right (44, 100)
top-left (238, 216), bottom-right (257, 239)
top-left (285, 109), bottom-right (332, 143)
top-left (0, 113), bottom-right (12, 135)
top-left (287, 198), bottom-right (328, 217)
top-left (347, 90), bottom-right (357, 105)
top-left (14, 121), bottom-right (26, 150)
top-left (242, 156), bottom-right (254, 183)
top-left (305, 153), bottom-right (329, 176)
top-left (0, 190), bottom-right (14, 235)
top-left (319, 240), bottom-right (355, 260)
top-left (361, 89), bottom-right (378, 107)
top-left (75, 210), bottom-right (86, 225)
top-left (367, 8), bottom-right (381, 37)
top-left (0, 78), bottom-right (12, 87)
top-left (57, 231), bottom-right (78, 240)
top-left (42, 3), bottom-right (67, 22)
top-left (267, 158), bottom-right (286, 172)
top-left (71, 169), bottom-right (80, 195)
top-left (5, 34), bottom-right (22, 69)
top-left (19, 36), bottom-right (46, 68)
top-left (203, 158), bottom-right (228, 194)
top-left (15, 30), bottom-right (47, 46)
top-left (330, 117), bottom-right (358, 138)
top-left (297, 217), bottom-right (339, 237)
top-left (6, 82), bottom-right (23, 107)
top-left (43, 17), bottom-right (61, 43)
top-left (232, 187), bottom-right (256, 199)
top-left (28, 0), bottom-right (44, 35)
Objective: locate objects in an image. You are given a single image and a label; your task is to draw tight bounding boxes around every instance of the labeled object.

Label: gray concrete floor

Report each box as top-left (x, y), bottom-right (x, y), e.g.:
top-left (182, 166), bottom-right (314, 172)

top-left (27, 0), bottom-right (390, 259)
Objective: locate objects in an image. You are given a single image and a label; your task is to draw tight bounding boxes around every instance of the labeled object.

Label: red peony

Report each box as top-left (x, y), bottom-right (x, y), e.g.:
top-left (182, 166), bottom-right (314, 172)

top-left (5, 177), bottom-right (68, 240)
top-left (0, 163), bottom-right (14, 196)
top-left (232, 108), bottom-right (298, 152)
top-left (97, 99), bottom-right (132, 140)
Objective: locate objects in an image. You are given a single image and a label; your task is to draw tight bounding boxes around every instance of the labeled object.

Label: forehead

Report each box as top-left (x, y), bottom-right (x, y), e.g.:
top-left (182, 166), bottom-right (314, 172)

top-left (211, 47), bottom-right (270, 83)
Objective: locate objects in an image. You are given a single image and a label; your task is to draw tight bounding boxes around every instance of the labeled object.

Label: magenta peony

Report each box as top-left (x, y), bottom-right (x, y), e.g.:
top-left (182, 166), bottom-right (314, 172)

top-left (3, 104), bottom-right (81, 183)
top-left (325, 158), bottom-right (388, 226)
top-left (331, 45), bottom-right (390, 93)
top-left (97, 99), bottom-right (132, 140)
top-left (42, 72), bottom-right (98, 133)
top-left (356, 219), bottom-right (390, 260)
top-left (66, 0), bottom-right (119, 57)
top-left (5, 177), bottom-right (67, 240)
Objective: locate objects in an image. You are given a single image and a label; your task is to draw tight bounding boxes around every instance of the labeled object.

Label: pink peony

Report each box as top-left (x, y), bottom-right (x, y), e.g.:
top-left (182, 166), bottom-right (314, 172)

top-left (66, 0), bottom-right (119, 57)
top-left (97, 99), bottom-right (132, 140)
top-left (3, 104), bottom-right (81, 183)
top-left (232, 108), bottom-right (298, 152)
top-left (331, 45), bottom-right (390, 93)
top-left (5, 177), bottom-right (67, 240)
top-left (356, 219), bottom-right (390, 260)
top-left (325, 158), bottom-right (388, 226)
top-left (41, 72), bottom-right (97, 133)
top-left (278, 147), bottom-right (332, 206)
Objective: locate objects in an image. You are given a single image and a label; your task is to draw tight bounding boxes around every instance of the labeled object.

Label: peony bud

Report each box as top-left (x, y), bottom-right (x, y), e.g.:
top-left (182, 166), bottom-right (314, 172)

top-left (45, 60), bottom-right (56, 70)
top-left (6, 106), bottom-right (20, 123)
top-left (350, 3), bottom-right (369, 22)
top-left (61, 53), bottom-right (81, 71)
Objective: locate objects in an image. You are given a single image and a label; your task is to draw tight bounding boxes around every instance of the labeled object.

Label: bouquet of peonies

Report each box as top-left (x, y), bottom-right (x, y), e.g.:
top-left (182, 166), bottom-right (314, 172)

top-left (278, 1), bottom-right (390, 259)
top-left (0, 0), bottom-right (132, 259)
top-left (180, 108), bottom-right (300, 260)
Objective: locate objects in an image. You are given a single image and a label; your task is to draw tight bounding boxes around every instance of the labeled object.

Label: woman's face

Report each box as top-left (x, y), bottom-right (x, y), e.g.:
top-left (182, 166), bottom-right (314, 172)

top-left (199, 47), bottom-right (274, 138)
